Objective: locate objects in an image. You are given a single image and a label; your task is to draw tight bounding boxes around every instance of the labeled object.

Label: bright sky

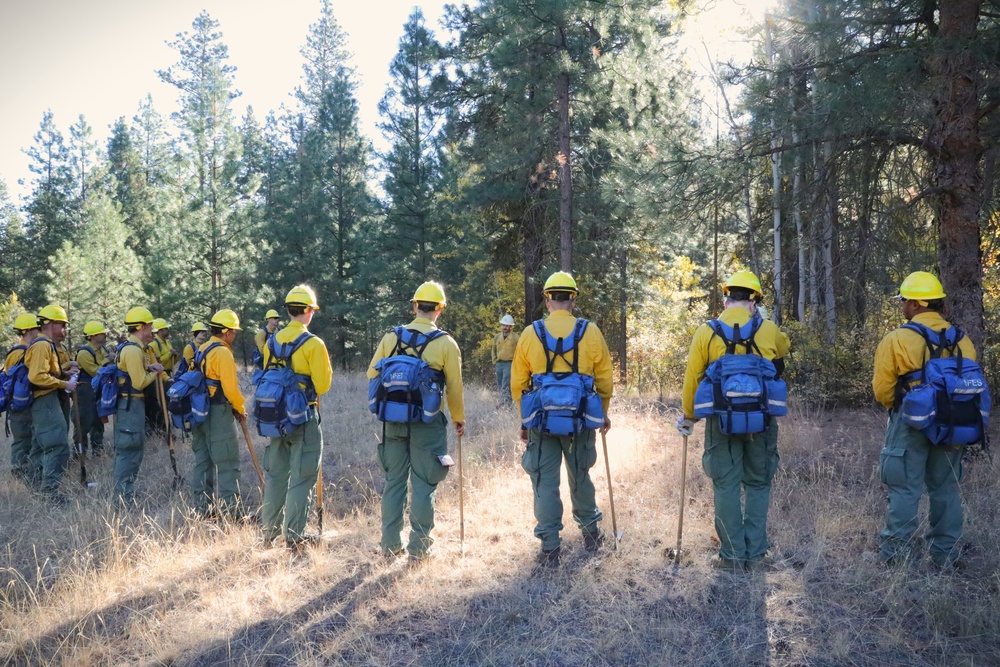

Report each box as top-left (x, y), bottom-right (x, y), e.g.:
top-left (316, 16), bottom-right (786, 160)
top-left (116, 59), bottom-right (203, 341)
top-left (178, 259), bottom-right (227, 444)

top-left (0, 0), bottom-right (773, 204)
top-left (0, 0), bottom-right (451, 202)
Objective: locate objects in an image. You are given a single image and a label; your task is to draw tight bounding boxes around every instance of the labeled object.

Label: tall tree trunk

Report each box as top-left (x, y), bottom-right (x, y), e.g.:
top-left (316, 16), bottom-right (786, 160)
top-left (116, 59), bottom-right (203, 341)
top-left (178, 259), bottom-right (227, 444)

top-left (928, 0), bottom-right (984, 352)
top-left (808, 143), bottom-right (820, 325)
top-left (523, 207), bottom-right (545, 322)
top-left (793, 141), bottom-right (806, 322)
top-left (821, 141), bottom-right (837, 344)
top-left (742, 168), bottom-right (760, 277)
top-left (767, 16), bottom-right (783, 324)
top-left (618, 247), bottom-right (627, 384)
top-left (557, 70), bottom-right (572, 272)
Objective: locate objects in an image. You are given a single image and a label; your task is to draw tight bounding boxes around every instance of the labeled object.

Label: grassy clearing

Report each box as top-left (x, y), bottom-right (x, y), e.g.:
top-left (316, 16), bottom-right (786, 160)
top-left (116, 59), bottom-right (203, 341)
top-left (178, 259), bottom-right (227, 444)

top-left (2, 374), bottom-right (999, 666)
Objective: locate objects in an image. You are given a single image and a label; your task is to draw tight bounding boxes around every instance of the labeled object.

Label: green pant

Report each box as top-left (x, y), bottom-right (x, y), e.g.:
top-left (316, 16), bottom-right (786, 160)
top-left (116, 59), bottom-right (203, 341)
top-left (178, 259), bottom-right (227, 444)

top-left (378, 414), bottom-right (451, 557)
top-left (8, 408), bottom-right (33, 483)
top-left (29, 391), bottom-right (71, 495)
top-left (701, 417), bottom-right (779, 564)
top-left (879, 410), bottom-right (964, 565)
top-left (191, 402), bottom-right (242, 515)
top-left (261, 411), bottom-right (322, 543)
top-left (521, 427), bottom-right (602, 551)
top-left (74, 380), bottom-right (104, 452)
top-left (113, 396), bottom-right (147, 503)
top-left (495, 361), bottom-right (513, 405)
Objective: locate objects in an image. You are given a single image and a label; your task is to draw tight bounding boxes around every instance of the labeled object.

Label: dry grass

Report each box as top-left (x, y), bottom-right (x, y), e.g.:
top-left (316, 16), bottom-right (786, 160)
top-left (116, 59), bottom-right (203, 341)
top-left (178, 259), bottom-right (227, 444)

top-left (2, 374), bottom-right (1000, 666)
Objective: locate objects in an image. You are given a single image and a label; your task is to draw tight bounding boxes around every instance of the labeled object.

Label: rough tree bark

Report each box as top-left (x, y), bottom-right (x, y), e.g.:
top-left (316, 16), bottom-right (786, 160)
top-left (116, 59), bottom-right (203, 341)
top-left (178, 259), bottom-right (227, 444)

top-left (928, 0), bottom-right (985, 352)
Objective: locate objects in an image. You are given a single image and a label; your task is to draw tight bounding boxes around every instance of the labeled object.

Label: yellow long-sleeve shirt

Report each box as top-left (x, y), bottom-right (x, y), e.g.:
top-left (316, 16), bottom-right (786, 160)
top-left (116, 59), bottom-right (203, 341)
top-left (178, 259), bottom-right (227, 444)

top-left (4, 337), bottom-right (29, 373)
top-left (492, 330), bottom-right (520, 363)
top-left (25, 336), bottom-right (67, 398)
top-left (872, 311), bottom-right (977, 409)
top-left (367, 317), bottom-right (465, 422)
top-left (180, 340), bottom-right (198, 375)
top-left (511, 310), bottom-right (614, 418)
top-left (76, 344), bottom-right (109, 379)
top-left (262, 320), bottom-right (332, 404)
top-left (255, 328), bottom-right (273, 355)
top-left (199, 336), bottom-right (246, 414)
top-left (118, 334), bottom-right (159, 394)
top-left (57, 344), bottom-right (77, 374)
top-left (681, 308), bottom-right (791, 419)
top-left (151, 336), bottom-right (175, 373)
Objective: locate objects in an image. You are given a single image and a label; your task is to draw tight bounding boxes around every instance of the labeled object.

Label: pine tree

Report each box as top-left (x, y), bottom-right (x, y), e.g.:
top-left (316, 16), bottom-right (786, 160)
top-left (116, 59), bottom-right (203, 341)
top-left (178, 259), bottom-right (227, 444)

top-left (378, 9), bottom-right (449, 303)
top-left (263, 0), bottom-right (375, 368)
top-left (157, 11), bottom-right (255, 314)
top-left (23, 111), bottom-right (75, 305)
top-left (46, 190), bottom-right (142, 342)
top-left (0, 180), bottom-right (25, 299)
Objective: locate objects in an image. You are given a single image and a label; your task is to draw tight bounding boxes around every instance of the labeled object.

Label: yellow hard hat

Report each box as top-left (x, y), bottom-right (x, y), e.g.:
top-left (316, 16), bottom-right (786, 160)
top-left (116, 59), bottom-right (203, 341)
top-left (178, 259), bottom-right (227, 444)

top-left (543, 271), bottom-right (579, 295)
top-left (723, 270), bottom-right (763, 299)
top-left (152, 318), bottom-right (170, 332)
top-left (264, 309), bottom-right (280, 320)
top-left (13, 313), bottom-right (39, 332)
top-left (191, 321), bottom-right (208, 333)
top-left (83, 321), bottom-right (107, 337)
top-left (897, 271), bottom-right (945, 304)
top-left (210, 309), bottom-right (242, 331)
top-left (411, 281), bottom-right (447, 307)
top-left (285, 285), bottom-right (319, 310)
top-left (38, 304), bottom-right (69, 323)
top-left (124, 306), bottom-right (154, 326)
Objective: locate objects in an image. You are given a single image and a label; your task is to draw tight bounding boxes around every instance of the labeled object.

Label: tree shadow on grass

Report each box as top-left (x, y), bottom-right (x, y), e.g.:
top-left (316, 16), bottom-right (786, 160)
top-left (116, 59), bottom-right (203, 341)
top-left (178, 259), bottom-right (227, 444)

top-left (3, 549), bottom-right (243, 667)
top-left (172, 559), bottom-right (405, 666)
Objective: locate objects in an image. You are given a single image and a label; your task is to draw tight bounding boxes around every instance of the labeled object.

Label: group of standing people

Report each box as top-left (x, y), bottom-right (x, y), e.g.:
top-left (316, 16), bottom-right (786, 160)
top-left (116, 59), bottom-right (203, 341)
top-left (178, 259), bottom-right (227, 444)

top-left (2, 269), bottom-right (980, 569)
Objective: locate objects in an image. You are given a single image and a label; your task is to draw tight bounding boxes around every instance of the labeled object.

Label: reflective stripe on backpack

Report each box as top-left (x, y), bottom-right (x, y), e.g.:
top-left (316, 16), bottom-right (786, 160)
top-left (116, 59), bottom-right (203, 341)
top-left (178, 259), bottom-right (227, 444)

top-left (368, 327), bottom-right (447, 424)
top-left (693, 316), bottom-right (786, 434)
top-left (898, 322), bottom-right (991, 447)
top-left (519, 318), bottom-right (604, 435)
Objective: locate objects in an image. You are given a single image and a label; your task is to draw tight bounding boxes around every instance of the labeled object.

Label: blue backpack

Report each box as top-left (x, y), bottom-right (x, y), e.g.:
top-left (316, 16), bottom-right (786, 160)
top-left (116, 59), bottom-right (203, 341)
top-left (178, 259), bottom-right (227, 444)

top-left (173, 341), bottom-right (198, 377)
top-left (368, 327), bottom-right (447, 424)
top-left (92, 341), bottom-right (140, 418)
top-left (693, 317), bottom-right (788, 434)
top-left (253, 332), bottom-right (316, 437)
top-left (76, 344), bottom-right (100, 382)
top-left (251, 331), bottom-right (273, 372)
top-left (167, 342), bottom-right (223, 432)
top-left (6, 338), bottom-right (58, 413)
top-left (898, 323), bottom-right (991, 446)
top-left (519, 319), bottom-right (604, 436)
top-left (0, 345), bottom-right (28, 414)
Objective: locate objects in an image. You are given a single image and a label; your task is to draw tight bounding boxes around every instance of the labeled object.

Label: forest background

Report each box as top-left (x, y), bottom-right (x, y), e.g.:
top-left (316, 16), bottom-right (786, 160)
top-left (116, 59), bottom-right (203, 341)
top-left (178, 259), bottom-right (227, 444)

top-left (1, 0), bottom-right (999, 406)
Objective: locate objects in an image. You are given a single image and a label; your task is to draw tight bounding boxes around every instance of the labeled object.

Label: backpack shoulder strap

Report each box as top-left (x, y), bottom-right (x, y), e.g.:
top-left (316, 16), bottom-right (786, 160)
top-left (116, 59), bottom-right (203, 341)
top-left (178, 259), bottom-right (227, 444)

top-left (6, 344), bottom-right (27, 366)
top-left (901, 321), bottom-right (942, 359)
top-left (394, 327), bottom-right (441, 359)
top-left (568, 319), bottom-right (589, 373)
top-left (708, 319), bottom-right (739, 354)
top-left (533, 320), bottom-right (556, 373)
top-left (195, 341), bottom-right (223, 368)
top-left (743, 317), bottom-right (764, 356)
top-left (287, 332), bottom-right (315, 356)
top-left (28, 337), bottom-right (57, 353)
top-left (269, 331), bottom-right (315, 367)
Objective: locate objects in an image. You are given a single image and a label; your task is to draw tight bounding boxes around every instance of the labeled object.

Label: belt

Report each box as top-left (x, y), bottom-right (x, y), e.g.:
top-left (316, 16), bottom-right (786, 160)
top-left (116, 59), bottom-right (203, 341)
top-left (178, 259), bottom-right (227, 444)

top-left (120, 393), bottom-right (145, 399)
top-left (209, 393), bottom-right (231, 406)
